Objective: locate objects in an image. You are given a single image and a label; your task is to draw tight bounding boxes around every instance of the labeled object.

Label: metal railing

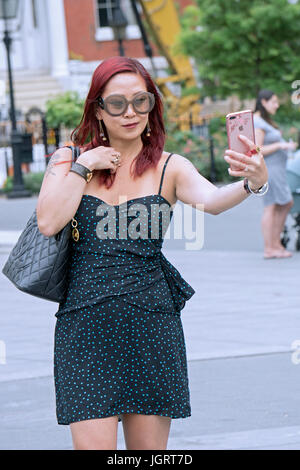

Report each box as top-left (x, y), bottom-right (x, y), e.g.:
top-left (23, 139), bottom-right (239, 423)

top-left (0, 118), bottom-right (73, 187)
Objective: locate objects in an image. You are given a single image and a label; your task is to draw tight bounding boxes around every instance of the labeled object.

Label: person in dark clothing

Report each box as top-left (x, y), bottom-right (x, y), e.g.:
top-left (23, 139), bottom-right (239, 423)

top-left (37, 57), bottom-right (268, 450)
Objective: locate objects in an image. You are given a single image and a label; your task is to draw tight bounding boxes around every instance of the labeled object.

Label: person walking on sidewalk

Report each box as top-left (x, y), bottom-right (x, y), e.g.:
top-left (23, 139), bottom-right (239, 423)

top-left (36, 56), bottom-right (268, 450)
top-left (253, 89), bottom-right (296, 259)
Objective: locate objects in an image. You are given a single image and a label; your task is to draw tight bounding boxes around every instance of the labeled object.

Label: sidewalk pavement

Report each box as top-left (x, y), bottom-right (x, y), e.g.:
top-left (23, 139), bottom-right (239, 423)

top-left (0, 194), bottom-right (300, 449)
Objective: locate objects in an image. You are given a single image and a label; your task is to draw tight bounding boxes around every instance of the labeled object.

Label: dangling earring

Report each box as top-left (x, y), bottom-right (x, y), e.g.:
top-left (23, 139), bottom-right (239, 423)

top-left (146, 121), bottom-right (151, 137)
top-left (99, 119), bottom-right (107, 141)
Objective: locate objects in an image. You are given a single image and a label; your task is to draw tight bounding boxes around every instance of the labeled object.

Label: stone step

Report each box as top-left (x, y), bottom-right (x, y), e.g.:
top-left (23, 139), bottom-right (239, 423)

top-left (13, 79), bottom-right (62, 92)
top-left (0, 71), bottom-right (64, 113)
top-left (15, 87), bottom-right (63, 100)
top-left (0, 68), bottom-right (48, 79)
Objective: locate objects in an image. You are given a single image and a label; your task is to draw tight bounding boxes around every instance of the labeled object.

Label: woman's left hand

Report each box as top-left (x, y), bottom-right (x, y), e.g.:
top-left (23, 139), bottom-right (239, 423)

top-left (224, 134), bottom-right (268, 190)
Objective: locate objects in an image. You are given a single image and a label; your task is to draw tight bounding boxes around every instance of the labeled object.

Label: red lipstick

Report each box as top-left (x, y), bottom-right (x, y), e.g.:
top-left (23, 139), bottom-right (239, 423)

top-left (122, 123), bottom-right (138, 128)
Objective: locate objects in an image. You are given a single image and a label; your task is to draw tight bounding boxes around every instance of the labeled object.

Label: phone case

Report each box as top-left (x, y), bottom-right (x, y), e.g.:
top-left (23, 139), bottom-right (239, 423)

top-left (226, 109), bottom-right (255, 154)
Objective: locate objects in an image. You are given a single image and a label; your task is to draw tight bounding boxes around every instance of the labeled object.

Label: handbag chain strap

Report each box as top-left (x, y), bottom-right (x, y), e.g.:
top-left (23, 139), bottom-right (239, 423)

top-left (70, 146), bottom-right (80, 242)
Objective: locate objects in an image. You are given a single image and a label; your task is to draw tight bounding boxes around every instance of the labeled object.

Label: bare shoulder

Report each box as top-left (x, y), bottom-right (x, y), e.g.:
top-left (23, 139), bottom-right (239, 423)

top-left (162, 151), bottom-right (199, 175)
top-left (157, 151), bottom-right (200, 205)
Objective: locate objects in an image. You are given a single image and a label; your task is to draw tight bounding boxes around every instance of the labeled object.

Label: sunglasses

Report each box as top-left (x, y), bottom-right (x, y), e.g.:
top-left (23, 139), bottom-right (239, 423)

top-left (98, 91), bottom-right (155, 116)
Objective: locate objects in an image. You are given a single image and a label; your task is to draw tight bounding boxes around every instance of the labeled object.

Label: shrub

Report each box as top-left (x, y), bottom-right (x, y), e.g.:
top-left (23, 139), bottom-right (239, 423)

top-left (45, 91), bottom-right (84, 129)
top-left (2, 172), bottom-right (44, 195)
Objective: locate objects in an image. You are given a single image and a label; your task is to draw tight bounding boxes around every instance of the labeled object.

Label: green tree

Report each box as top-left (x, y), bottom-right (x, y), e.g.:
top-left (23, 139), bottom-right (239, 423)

top-left (175, 0), bottom-right (300, 99)
top-left (45, 91), bottom-right (84, 129)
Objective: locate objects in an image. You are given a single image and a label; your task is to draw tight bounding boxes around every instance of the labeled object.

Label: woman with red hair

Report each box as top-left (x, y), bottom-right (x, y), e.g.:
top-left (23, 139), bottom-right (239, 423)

top-left (37, 57), bottom-right (268, 450)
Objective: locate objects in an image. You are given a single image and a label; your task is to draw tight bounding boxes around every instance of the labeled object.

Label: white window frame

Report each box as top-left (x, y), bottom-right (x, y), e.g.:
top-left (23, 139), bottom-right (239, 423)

top-left (94, 0), bottom-right (141, 42)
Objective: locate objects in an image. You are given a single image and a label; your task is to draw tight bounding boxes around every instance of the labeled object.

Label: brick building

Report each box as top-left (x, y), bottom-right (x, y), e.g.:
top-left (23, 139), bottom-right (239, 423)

top-left (64, 0), bottom-right (193, 62)
top-left (0, 0), bottom-right (195, 112)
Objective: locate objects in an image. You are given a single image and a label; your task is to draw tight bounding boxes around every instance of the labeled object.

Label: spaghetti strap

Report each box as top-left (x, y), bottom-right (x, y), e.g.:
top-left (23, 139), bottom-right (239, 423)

top-left (158, 153), bottom-right (174, 196)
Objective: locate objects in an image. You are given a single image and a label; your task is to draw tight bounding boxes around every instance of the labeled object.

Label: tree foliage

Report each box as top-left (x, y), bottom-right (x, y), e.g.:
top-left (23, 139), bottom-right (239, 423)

top-left (176, 0), bottom-right (300, 99)
top-left (45, 91), bottom-right (84, 128)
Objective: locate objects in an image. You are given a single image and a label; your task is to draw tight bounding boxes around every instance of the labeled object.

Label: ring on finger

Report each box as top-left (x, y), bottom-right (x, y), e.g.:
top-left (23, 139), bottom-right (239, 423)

top-left (249, 146), bottom-right (261, 155)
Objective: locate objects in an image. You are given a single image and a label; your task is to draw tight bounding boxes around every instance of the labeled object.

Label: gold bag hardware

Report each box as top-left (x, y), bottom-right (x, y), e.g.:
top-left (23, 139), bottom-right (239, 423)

top-left (71, 217), bottom-right (79, 242)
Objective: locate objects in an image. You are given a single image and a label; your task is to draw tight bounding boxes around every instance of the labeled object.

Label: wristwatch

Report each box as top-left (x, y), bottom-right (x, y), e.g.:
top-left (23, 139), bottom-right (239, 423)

top-left (69, 162), bottom-right (94, 183)
top-left (244, 178), bottom-right (269, 196)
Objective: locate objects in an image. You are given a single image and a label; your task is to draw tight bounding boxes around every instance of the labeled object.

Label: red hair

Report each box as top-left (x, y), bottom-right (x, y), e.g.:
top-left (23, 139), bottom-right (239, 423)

top-left (68, 56), bottom-right (165, 189)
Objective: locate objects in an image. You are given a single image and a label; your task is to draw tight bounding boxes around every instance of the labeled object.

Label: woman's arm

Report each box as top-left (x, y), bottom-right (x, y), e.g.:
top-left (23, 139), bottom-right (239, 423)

top-left (37, 145), bottom-right (119, 237)
top-left (36, 148), bottom-right (95, 237)
top-left (174, 157), bottom-right (248, 215)
top-left (255, 128), bottom-right (281, 156)
top-left (174, 135), bottom-right (268, 215)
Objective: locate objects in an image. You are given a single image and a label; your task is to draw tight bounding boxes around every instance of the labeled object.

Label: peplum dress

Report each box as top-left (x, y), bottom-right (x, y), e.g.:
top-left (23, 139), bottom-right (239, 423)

top-left (53, 153), bottom-right (196, 425)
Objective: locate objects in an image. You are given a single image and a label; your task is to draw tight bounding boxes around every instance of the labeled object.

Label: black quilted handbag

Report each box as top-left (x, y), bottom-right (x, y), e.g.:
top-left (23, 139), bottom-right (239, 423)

top-left (1, 146), bottom-right (80, 303)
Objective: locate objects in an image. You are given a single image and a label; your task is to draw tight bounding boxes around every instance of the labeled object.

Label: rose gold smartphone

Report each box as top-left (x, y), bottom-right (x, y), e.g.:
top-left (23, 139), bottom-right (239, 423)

top-left (226, 109), bottom-right (255, 169)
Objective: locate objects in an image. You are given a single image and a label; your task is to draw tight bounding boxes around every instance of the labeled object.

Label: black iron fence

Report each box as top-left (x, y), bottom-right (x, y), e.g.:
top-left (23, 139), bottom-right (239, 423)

top-left (0, 113), bottom-right (65, 187)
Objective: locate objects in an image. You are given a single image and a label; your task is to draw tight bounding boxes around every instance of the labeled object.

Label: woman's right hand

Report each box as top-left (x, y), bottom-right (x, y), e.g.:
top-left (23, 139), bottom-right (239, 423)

top-left (280, 141), bottom-right (297, 151)
top-left (77, 146), bottom-right (122, 173)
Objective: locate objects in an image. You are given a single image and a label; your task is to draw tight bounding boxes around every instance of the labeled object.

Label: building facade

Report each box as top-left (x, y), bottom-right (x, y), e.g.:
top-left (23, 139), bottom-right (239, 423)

top-left (0, 0), bottom-right (68, 76)
top-left (0, 0), bottom-right (194, 111)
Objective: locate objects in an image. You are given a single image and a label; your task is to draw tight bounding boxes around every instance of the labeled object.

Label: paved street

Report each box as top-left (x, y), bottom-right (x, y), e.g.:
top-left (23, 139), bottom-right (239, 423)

top-left (0, 193), bottom-right (300, 449)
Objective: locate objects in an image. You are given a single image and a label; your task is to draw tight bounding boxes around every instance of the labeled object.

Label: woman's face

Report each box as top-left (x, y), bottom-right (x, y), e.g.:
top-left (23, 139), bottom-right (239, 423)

top-left (96, 72), bottom-right (150, 143)
top-left (261, 94), bottom-right (279, 115)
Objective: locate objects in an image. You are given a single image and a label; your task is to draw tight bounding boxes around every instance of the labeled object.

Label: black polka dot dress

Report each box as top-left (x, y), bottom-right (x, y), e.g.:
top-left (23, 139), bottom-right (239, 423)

top-left (54, 153), bottom-right (195, 425)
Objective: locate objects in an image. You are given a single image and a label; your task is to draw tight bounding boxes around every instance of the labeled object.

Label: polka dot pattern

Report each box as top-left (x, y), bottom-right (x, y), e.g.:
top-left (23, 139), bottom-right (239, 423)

top-left (54, 296), bottom-right (191, 424)
top-left (53, 154), bottom-right (195, 425)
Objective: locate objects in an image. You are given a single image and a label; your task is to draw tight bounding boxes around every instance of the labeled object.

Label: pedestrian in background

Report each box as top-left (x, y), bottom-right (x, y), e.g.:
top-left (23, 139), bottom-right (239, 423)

top-left (253, 89), bottom-right (297, 259)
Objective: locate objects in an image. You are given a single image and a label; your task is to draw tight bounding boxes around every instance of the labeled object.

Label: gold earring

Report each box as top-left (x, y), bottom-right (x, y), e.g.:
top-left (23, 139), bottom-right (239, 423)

top-left (146, 121), bottom-right (151, 137)
top-left (99, 120), bottom-right (107, 141)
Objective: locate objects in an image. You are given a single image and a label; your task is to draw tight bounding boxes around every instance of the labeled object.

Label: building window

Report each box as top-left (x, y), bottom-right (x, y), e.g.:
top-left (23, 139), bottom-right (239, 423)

top-left (95, 0), bottom-right (141, 41)
top-left (97, 0), bottom-right (115, 27)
